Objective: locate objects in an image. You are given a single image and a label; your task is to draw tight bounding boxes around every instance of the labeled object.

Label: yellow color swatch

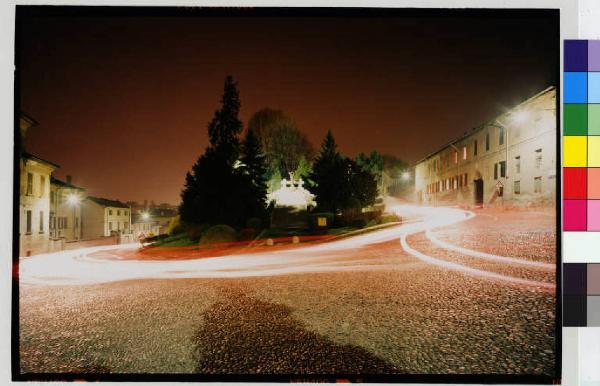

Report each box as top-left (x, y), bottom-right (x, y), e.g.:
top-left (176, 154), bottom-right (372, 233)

top-left (564, 136), bottom-right (587, 167)
top-left (589, 136), bottom-right (600, 167)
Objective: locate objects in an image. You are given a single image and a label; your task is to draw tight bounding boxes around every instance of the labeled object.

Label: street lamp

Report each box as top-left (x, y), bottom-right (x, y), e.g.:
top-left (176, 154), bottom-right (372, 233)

top-left (66, 193), bottom-right (81, 240)
top-left (67, 193), bottom-right (80, 206)
top-left (401, 171), bottom-right (411, 181)
top-left (142, 212), bottom-right (150, 221)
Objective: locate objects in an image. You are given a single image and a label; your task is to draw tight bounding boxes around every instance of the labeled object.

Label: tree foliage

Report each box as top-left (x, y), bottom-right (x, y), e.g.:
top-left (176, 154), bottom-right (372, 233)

top-left (179, 76), bottom-right (267, 228)
top-left (357, 151), bottom-right (409, 196)
top-left (207, 76), bottom-right (243, 164)
top-left (239, 127), bottom-right (268, 219)
top-left (309, 130), bottom-right (378, 213)
top-left (247, 108), bottom-right (313, 177)
top-left (309, 130), bottom-right (345, 213)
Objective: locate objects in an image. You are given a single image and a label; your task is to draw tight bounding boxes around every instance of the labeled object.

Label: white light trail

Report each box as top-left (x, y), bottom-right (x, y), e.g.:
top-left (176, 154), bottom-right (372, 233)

top-left (425, 229), bottom-right (555, 269)
top-left (19, 198), bottom-right (555, 289)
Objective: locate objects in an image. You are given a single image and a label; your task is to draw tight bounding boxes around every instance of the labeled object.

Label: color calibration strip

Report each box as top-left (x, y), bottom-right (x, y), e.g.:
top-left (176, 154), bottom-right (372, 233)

top-left (563, 40), bottom-right (600, 232)
top-left (563, 41), bottom-right (600, 326)
top-left (563, 263), bottom-right (600, 326)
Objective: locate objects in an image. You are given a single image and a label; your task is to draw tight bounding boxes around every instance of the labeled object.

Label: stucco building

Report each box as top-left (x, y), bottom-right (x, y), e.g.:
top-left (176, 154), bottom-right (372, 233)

top-left (19, 152), bottom-right (58, 256)
top-left (81, 197), bottom-right (132, 239)
top-left (414, 86), bottom-right (556, 207)
top-left (49, 176), bottom-right (84, 241)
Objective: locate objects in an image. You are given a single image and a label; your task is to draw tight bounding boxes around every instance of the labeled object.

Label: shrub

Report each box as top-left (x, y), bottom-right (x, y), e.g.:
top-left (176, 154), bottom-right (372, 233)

top-left (186, 223), bottom-right (208, 241)
top-left (167, 215), bottom-right (184, 235)
top-left (246, 217), bottom-right (262, 230)
top-left (239, 227), bottom-right (258, 241)
top-left (199, 224), bottom-right (237, 246)
top-left (366, 219), bottom-right (378, 228)
top-left (350, 217), bottom-right (368, 228)
top-left (380, 213), bottom-right (401, 224)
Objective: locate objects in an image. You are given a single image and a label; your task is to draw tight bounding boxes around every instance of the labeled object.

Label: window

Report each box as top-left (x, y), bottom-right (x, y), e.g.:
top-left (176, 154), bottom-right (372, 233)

top-left (39, 176), bottom-right (45, 198)
top-left (64, 217), bottom-right (68, 228)
top-left (124, 222), bottom-right (129, 230)
top-left (485, 132), bottom-right (490, 151)
top-left (50, 214), bottom-right (55, 230)
top-left (500, 161), bottom-right (506, 178)
top-left (50, 191), bottom-right (55, 204)
top-left (464, 173), bottom-right (468, 185)
top-left (474, 140), bottom-right (478, 156)
top-left (109, 209), bottom-right (113, 216)
top-left (515, 156), bottom-right (521, 174)
top-left (39, 211), bottom-right (44, 233)
top-left (499, 127), bottom-right (505, 146)
top-left (535, 149), bottom-right (543, 169)
top-left (26, 173), bottom-right (33, 195)
top-left (26, 210), bottom-right (32, 234)
top-left (75, 217), bottom-right (79, 228)
top-left (125, 210), bottom-right (128, 216)
top-left (462, 146), bottom-right (467, 160)
top-left (534, 176), bottom-right (542, 193)
top-left (454, 176), bottom-right (458, 189)
top-left (494, 163), bottom-right (498, 180)
top-left (454, 151), bottom-right (458, 164)
top-left (117, 210), bottom-right (121, 216)
top-left (109, 222), bottom-right (113, 231)
top-left (514, 180), bottom-right (521, 195)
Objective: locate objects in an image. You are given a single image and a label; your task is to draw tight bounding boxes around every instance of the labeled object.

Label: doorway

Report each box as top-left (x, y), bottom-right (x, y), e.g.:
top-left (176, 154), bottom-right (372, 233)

top-left (474, 178), bottom-right (484, 206)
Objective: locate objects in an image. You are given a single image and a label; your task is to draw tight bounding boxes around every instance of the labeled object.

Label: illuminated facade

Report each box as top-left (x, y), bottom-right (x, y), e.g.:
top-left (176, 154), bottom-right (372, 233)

top-left (49, 176), bottom-right (84, 241)
top-left (81, 197), bottom-right (132, 239)
top-left (19, 153), bottom-right (58, 256)
top-left (414, 86), bottom-right (556, 207)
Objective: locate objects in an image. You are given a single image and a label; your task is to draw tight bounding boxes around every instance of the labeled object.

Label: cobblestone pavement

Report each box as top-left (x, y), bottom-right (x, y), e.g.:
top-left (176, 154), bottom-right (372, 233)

top-left (19, 206), bottom-right (557, 377)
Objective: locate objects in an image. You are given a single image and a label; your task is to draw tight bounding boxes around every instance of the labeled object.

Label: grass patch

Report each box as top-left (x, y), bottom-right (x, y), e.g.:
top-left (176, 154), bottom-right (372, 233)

top-left (152, 233), bottom-right (196, 247)
top-left (325, 227), bottom-right (358, 236)
top-left (260, 228), bottom-right (313, 238)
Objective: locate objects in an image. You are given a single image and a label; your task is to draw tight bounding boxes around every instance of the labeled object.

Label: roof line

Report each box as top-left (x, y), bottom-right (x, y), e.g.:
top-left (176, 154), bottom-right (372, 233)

top-left (22, 152), bottom-right (60, 168)
top-left (414, 86), bottom-right (556, 165)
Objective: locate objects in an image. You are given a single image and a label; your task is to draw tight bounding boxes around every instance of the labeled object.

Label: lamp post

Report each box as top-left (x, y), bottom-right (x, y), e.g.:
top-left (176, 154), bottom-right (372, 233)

top-left (66, 193), bottom-right (81, 240)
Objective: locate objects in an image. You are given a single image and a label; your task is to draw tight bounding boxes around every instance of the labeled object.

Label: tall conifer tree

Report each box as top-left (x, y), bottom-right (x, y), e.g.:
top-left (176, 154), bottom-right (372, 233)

top-left (179, 76), bottom-right (249, 229)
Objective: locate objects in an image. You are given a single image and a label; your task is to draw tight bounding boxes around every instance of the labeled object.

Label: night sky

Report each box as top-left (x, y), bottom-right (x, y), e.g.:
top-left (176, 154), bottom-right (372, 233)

top-left (17, 8), bottom-right (558, 204)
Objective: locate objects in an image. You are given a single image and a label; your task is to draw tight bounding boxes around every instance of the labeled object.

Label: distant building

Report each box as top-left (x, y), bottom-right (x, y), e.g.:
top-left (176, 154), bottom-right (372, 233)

top-left (414, 86), bottom-right (556, 207)
top-left (81, 197), bottom-right (132, 239)
top-left (19, 152), bottom-right (58, 256)
top-left (131, 216), bottom-right (161, 238)
top-left (49, 176), bottom-right (84, 241)
top-left (131, 207), bottom-right (177, 237)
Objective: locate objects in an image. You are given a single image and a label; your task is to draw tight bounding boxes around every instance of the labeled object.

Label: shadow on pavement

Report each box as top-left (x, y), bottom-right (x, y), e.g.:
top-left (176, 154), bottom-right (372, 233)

top-left (193, 288), bottom-right (401, 375)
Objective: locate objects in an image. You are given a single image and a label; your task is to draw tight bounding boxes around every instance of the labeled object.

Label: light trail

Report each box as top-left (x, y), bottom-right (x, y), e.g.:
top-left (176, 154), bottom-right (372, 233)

top-left (19, 198), bottom-right (555, 288)
top-left (425, 229), bottom-right (555, 269)
top-left (400, 233), bottom-right (554, 290)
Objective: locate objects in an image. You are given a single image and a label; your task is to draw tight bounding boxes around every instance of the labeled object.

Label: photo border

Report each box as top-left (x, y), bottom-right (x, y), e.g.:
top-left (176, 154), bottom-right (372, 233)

top-left (11, 5), bottom-right (562, 383)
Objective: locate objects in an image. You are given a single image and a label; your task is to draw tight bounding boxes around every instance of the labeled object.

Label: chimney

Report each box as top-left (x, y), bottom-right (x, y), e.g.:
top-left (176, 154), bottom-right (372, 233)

top-left (66, 175), bottom-right (72, 184)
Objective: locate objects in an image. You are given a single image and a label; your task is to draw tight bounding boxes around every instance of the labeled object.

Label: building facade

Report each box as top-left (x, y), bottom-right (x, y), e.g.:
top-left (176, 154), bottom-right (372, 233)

top-left (81, 197), bottom-right (132, 239)
top-left (414, 86), bottom-right (556, 207)
top-left (19, 153), bottom-right (58, 256)
top-left (49, 176), bottom-right (84, 241)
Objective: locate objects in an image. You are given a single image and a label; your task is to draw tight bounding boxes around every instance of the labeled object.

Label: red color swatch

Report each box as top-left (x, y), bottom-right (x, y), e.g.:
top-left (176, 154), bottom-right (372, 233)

top-left (564, 167), bottom-right (588, 199)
